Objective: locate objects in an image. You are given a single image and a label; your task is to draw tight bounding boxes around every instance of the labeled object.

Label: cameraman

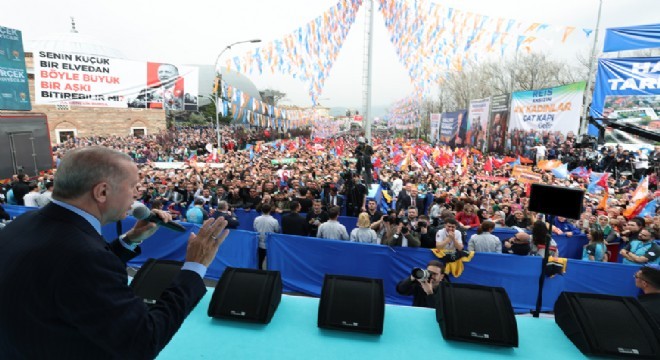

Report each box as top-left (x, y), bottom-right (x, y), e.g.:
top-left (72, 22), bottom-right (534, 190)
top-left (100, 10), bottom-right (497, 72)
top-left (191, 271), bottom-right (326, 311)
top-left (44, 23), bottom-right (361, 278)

top-left (382, 217), bottom-right (420, 247)
top-left (416, 215), bottom-right (436, 248)
top-left (396, 260), bottom-right (448, 308)
top-left (355, 137), bottom-right (374, 185)
top-left (342, 172), bottom-right (367, 217)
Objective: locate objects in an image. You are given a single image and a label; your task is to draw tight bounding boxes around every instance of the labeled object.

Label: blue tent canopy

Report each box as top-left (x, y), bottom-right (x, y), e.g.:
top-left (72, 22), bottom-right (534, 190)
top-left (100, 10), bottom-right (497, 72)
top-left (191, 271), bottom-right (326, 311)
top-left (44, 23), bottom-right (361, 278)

top-left (603, 23), bottom-right (660, 53)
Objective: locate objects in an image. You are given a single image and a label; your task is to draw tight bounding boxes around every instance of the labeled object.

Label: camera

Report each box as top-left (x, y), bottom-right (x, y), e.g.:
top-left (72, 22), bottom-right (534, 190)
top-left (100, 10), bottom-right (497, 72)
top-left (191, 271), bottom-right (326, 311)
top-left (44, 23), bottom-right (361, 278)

top-left (401, 226), bottom-right (409, 235)
top-left (418, 221), bottom-right (427, 228)
top-left (411, 268), bottom-right (431, 282)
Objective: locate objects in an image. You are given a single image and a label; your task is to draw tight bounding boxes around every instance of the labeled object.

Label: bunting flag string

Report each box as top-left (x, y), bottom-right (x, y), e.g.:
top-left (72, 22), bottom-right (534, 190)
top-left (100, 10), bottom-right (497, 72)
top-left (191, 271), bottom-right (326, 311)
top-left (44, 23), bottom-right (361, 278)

top-left (225, 0), bottom-right (363, 104)
top-left (219, 79), bottom-right (319, 130)
top-left (377, 0), bottom-right (593, 95)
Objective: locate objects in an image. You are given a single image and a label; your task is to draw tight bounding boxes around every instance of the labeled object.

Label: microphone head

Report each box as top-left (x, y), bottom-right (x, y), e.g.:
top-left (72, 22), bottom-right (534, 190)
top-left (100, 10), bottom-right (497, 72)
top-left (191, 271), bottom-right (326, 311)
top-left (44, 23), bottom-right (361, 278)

top-left (131, 205), bottom-right (151, 220)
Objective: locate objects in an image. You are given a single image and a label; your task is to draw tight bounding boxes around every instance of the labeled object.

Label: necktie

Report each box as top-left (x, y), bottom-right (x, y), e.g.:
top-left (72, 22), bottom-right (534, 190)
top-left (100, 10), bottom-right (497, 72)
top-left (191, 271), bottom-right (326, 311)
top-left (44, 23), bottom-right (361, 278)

top-left (412, 197), bottom-right (415, 207)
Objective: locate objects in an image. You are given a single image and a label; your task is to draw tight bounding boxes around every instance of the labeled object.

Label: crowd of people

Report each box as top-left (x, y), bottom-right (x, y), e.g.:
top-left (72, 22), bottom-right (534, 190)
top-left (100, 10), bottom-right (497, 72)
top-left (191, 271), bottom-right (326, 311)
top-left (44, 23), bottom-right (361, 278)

top-left (1, 125), bottom-right (660, 268)
top-left (1, 124), bottom-right (659, 357)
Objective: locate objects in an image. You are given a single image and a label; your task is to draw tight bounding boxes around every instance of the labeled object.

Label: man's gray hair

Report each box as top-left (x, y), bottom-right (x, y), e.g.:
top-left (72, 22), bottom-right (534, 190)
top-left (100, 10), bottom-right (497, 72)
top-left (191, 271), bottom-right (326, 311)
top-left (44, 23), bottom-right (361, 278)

top-left (52, 147), bottom-right (133, 200)
top-left (218, 200), bottom-right (229, 211)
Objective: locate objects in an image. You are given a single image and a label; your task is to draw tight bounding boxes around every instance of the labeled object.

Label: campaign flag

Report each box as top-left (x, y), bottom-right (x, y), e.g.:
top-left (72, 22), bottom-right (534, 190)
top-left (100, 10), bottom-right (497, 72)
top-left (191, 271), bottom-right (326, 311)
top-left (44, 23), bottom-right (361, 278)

top-left (551, 163), bottom-right (569, 179)
top-left (638, 199), bottom-right (657, 218)
top-left (570, 166), bottom-right (590, 178)
top-left (631, 176), bottom-right (649, 202)
top-left (484, 157), bottom-right (493, 172)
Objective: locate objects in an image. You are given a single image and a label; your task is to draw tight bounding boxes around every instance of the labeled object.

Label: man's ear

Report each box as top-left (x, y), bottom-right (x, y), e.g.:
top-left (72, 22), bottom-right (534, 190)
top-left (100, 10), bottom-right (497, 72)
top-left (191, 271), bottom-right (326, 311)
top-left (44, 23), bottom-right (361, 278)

top-left (92, 182), bottom-right (110, 203)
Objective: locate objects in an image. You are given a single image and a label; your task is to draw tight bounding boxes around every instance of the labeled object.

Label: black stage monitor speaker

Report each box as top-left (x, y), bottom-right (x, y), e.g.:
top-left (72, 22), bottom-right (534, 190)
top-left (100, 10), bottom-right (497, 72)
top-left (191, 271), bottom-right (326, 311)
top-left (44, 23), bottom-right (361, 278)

top-left (436, 282), bottom-right (518, 347)
top-left (528, 184), bottom-right (584, 220)
top-left (208, 267), bottom-right (282, 324)
top-left (130, 259), bottom-right (183, 305)
top-left (317, 274), bottom-right (385, 335)
top-left (554, 292), bottom-right (660, 358)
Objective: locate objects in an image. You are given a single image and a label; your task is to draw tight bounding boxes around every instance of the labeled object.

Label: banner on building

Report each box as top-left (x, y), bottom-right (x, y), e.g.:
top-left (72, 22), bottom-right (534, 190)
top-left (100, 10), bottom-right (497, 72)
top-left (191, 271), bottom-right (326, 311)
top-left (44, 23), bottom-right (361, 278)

top-left (487, 94), bottom-right (510, 154)
top-left (439, 110), bottom-right (467, 147)
top-left (467, 98), bottom-right (491, 152)
top-left (0, 25), bottom-right (30, 111)
top-left (429, 113), bottom-right (441, 143)
top-left (591, 57), bottom-right (660, 145)
top-left (509, 82), bottom-right (584, 137)
top-left (34, 50), bottom-right (198, 110)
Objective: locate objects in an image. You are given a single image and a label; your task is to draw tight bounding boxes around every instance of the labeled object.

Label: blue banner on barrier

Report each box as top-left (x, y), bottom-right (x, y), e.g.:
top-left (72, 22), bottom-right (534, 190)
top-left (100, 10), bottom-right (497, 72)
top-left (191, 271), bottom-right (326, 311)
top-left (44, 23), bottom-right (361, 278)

top-left (266, 233), bottom-right (640, 312)
top-left (99, 217), bottom-right (258, 277)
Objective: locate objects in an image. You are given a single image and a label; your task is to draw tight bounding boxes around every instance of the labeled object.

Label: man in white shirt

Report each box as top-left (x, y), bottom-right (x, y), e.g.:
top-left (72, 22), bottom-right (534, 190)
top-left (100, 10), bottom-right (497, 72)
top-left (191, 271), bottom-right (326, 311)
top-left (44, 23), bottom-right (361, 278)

top-left (435, 219), bottom-right (464, 251)
top-left (22, 183), bottom-right (41, 208)
top-left (533, 143), bottom-right (547, 164)
top-left (391, 174), bottom-right (403, 198)
top-left (34, 181), bottom-right (54, 208)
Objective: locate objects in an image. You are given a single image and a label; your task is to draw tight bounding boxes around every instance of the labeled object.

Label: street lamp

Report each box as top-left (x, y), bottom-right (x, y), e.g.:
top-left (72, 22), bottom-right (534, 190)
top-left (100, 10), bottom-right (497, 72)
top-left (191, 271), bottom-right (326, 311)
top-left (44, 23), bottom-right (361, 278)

top-left (213, 39), bottom-right (261, 152)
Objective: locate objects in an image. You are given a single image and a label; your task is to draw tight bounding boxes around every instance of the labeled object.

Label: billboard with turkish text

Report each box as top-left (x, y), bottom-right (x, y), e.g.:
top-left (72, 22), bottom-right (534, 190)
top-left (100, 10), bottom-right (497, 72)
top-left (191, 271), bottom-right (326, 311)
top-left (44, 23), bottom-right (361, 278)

top-left (34, 50), bottom-right (198, 110)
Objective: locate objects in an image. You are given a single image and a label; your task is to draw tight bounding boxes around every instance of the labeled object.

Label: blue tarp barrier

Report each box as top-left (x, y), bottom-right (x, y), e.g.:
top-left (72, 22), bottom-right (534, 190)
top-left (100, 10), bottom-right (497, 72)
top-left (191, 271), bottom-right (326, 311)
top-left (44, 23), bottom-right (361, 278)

top-left (101, 217), bottom-right (258, 278)
top-left (266, 233), bottom-right (641, 312)
top-left (603, 23), bottom-right (660, 53)
top-left (466, 227), bottom-right (589, 259)
top-left (3, 204), bottom-right (38, 218)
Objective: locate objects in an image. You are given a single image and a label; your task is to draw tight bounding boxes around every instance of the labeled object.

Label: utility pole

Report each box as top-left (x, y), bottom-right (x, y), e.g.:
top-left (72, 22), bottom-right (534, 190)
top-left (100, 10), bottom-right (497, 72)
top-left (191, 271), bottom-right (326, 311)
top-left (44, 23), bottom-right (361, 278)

top-left (580, 0), bottom-right (604, 137)
top-left (361, 0), bottom-right (374, 142)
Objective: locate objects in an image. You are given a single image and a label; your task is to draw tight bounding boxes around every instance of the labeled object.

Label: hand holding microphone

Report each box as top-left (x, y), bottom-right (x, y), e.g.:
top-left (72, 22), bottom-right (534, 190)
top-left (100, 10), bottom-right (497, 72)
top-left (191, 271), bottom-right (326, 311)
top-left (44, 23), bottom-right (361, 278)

top-left (131, 204), bottom-right (186, 232)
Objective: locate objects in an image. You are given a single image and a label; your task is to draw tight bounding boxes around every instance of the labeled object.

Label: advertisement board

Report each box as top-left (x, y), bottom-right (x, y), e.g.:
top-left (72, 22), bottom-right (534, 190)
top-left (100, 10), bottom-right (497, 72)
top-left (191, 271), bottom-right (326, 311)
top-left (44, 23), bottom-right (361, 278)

top-left (34, 50), bottom-right (198, 110)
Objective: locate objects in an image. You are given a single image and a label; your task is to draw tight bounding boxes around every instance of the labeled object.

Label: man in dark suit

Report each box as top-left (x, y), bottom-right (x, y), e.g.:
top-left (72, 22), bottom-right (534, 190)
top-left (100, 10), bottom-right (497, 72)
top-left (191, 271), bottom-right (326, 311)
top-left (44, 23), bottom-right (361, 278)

top-left (395, 183), bottom-right (413, 216)
top-left (281, 200), bottom-right (308, 236)
top-left (0, 147), bottom-right (230, 359)
top-left (323, 187), bottom-right (344, 212)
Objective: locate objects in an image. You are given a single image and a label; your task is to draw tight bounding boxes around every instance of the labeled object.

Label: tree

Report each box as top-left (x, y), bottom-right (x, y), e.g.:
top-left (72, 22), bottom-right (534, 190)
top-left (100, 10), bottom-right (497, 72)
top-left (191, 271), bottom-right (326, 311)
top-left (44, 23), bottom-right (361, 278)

top-left (199, 96), bottom-right (233, 126)
top-left (259, 89), bottom-right (287, 106)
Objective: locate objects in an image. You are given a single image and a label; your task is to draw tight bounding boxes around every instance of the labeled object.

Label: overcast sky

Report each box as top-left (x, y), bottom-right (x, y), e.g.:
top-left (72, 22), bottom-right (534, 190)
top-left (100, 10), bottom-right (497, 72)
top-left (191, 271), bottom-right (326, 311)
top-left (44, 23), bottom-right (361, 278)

top-left (1, 0), bottom-right (659, 112)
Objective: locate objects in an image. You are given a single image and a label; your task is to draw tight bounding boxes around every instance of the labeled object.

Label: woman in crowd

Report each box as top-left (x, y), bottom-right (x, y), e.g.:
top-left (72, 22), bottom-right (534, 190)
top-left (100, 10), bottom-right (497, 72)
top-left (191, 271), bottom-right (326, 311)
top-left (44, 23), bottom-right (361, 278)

top-left (456, 204), bottom-right (480, 229)
top-left (350, 212), bottom-right (379, 244)
top-left (582, 227), bottom-right (608, 262)
top-left (468, 220), bottom-right (501, 253)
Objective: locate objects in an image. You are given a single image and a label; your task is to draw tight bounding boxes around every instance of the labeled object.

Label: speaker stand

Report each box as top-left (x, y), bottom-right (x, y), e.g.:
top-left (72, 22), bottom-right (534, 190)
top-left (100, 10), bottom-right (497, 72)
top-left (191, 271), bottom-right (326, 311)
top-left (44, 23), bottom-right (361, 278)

top-left (532, 215), bottom-right (553, 318)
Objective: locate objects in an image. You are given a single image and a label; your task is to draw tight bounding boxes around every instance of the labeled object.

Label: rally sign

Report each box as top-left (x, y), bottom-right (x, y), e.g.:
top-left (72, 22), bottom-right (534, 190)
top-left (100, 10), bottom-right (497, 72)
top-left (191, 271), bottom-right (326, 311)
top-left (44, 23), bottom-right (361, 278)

top-left (467, 98), bottom-right (490, 151)
top-left (34, 50), bottom-right (198, 110)
top-left (509, 82), bottom-right (585, 135)
top-left (511, 165), bottom-right (542, 184)
top-left (590, 57), bottom-right (660, 144)
top-left (429, 113), bottom-right (441, 143)
top-left (0, 25), bottom-right (30, 111)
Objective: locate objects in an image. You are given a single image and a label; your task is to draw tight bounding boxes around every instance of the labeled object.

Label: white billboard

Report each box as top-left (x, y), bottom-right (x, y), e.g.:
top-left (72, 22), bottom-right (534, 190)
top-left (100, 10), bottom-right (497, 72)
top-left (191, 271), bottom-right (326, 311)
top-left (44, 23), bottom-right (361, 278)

top-left (34, 50), bottom-right (198, 110)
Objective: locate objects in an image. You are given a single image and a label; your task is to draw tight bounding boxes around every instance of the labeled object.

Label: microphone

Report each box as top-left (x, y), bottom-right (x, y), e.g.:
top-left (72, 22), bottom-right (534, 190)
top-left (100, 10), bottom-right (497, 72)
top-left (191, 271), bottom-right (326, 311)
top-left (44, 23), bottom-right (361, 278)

top-left (131, 205), bottom-right (187, 232)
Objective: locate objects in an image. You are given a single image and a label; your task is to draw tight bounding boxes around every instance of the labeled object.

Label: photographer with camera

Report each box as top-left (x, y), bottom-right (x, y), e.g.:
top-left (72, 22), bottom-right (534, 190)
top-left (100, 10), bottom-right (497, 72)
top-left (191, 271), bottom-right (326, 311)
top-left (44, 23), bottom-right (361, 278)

top-left (381, 216), bottom-right (420, 247)
top-left (342, 172), bottom-right (367, 218)
top-left (416, 214), bottom-right (437, 248)
top-left (396, 260), bottom-right (448, 308)
top-left (354, 136), bottom-right (374, 185)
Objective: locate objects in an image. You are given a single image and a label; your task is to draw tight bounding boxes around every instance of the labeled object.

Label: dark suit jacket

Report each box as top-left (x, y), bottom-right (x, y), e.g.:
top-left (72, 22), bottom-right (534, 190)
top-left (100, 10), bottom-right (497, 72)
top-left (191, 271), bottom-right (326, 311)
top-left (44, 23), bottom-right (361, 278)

top-left (281, 212), bottom-right (309, 236)
top-left (0, 203), bottom-right (206, 359)
top-left (395, 191), bottom-right (412, 214)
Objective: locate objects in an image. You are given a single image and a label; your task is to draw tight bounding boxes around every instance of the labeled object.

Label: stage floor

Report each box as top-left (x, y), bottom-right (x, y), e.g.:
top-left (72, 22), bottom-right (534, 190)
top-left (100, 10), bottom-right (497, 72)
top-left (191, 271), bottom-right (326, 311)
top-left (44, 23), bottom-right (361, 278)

top-left (157, 293), bottom-right (586, 359)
